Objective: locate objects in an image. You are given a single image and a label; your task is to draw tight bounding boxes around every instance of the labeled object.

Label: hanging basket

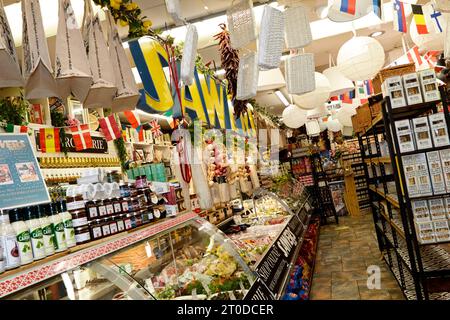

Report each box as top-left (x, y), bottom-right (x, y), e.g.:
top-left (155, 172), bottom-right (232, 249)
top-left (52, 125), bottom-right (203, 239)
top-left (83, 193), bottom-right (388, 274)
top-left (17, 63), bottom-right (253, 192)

top-left (284, 6), bottom-right (312, 49)
top-left (236, 52), bottom-right (259, 100)
top-left (226, 0), bottom-right (256, 49)
top-left (258, 5), bottom-right (285, 70)
top-left (285, 53), bottom-right (315, 95)
top-left (164, 0), bottom-right (184, 25)
top-left (180, 24), bottom-right (198, 86)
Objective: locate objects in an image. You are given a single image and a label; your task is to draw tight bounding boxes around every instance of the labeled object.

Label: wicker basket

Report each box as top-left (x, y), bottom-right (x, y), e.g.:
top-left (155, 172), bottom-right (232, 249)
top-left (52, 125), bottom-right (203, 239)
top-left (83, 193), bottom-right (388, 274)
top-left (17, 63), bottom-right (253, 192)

top-left (258, 5), bottom-right (285, 70)
top-left (351, 114), bottom-right (363, 134)
top-left (356, 103), bottom-right (372, 129)
top-left (372, 63), bottom-right (415, 94)
top-left (284, 6), bottom-right (312, 49)
top-left (226, 0), bottom-right (256, 49)
top-left (236, 51), bottom-right (259, 100)
top-left (165, 0), bottom-right (183, 25)
top-left (180, 24), bottom-right (198, 86)
top-left (285, 53), bottom-right (315, 95)
top-left (370, 101), bottom-right (382, 119)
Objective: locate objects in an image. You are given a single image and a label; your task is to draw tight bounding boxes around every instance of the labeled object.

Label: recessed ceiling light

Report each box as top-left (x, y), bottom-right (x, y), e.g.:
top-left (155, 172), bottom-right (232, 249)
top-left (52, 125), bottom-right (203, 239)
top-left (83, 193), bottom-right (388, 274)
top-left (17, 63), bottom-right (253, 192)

top-left (204, 5), bottom-right (209, 10)
top-left (369, 31), bottom-right (385, 38)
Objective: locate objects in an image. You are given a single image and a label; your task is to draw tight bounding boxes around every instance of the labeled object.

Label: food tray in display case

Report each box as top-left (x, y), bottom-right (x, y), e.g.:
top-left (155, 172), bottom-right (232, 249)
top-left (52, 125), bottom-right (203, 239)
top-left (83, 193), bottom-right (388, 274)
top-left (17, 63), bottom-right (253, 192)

top-left (2, 213), bottom-right (256, 300)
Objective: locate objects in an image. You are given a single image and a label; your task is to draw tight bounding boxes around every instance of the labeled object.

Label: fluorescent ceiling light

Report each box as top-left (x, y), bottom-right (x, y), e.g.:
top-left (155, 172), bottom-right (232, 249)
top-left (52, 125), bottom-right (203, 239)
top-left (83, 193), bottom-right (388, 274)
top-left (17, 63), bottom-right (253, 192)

top-left (370, 31), bottom-right (385, 37)
top-left (275, 90), bottom-right (289, 107)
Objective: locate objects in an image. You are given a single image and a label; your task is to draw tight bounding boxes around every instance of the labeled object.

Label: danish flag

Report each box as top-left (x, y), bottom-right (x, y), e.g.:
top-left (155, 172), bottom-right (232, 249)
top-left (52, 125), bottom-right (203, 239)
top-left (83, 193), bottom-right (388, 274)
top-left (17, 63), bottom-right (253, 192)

top-left (70, 124), bottom-right (93, 151)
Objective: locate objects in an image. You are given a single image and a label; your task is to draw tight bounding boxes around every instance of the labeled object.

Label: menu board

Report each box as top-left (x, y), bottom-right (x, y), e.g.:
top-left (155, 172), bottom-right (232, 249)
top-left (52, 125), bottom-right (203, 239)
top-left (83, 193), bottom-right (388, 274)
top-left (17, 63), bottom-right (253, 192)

top-left (0, 134), bottom-right (50, 210)
top-left (254, 212), bottom-right (305, 295)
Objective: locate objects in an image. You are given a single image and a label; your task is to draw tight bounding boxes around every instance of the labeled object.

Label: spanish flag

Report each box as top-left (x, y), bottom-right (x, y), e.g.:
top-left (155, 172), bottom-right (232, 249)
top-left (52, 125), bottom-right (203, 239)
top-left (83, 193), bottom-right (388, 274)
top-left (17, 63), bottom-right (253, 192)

top-left (40, 128), bottom-right (61, 153)
top-left (412, 4), bottom-right (429, 34)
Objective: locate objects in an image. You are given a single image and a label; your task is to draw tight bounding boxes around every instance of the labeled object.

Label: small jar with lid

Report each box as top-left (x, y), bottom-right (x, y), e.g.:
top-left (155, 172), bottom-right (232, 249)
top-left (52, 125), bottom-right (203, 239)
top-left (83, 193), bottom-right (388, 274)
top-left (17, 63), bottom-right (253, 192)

top-left (66, 195), bottom-right (85, 212)
top-left (104, 199), bottom-right (115, 216)
top-left (130, 198), bottom-right (140, 212)
top-left (121, 198), bottom-right (130, 213)
top-left (96, 200), bottom-right (107, 217)
top-left (134, 211), bottom-right (143, 227)
top-left (101, 218), bottom-right (111, 237)
top-left (109, 218), bottom-right (118, 235)
top-left (123, 214), bottom-right (133, 230)
top-left (135, 175), bottom-right (147, 189)
top-left (74, 226), bottom-right (91, 245)
top-left (70, 210), bottom-right (89, 228)
top-left (112, 198), bottom-right (122, 215)
top-left (89, 219), bottom-right (103, 241)
top-left (136, 194), bottom-right (146, 209)
top-left (115, 215), bottom-right (125, 232)
top-left (85, 200), bottom-right (98, 220)
top-left (127, 213), bottom-right (136, 229)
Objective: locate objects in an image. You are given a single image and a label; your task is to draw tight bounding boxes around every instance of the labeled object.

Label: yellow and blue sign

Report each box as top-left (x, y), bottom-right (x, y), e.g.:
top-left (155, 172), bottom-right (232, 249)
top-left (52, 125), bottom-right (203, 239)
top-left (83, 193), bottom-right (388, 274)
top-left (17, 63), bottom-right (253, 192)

top-left (128, 37), bottom-right (256, 136)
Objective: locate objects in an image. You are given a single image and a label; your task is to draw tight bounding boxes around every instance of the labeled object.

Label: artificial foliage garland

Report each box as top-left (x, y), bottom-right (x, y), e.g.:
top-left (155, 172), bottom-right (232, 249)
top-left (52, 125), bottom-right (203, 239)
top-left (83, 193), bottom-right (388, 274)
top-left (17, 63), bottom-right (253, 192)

top-left (50, 109), bottom-right (69, 156)
top-left (114, 137), bottom-right (128, 170)
top-left (0, 96), bottom-right (28, 126)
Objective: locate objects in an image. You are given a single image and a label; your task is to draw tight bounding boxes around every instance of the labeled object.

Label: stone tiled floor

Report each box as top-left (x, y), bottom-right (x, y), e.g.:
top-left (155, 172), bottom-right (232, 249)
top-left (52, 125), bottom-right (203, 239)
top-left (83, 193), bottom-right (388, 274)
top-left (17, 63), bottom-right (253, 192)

top-left (310, 213), bottom-right (405, 300)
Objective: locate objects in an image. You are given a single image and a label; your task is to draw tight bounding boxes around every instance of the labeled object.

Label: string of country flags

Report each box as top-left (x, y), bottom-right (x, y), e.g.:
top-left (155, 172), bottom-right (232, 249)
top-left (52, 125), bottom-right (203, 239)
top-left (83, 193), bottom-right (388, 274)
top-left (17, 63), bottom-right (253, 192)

top-left (2, 110), bottom-right (165, 153)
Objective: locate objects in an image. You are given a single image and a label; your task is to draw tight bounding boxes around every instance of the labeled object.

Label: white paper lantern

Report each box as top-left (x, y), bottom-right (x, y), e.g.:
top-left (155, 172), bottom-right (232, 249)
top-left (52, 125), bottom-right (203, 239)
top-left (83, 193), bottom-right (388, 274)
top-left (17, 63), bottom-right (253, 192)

top-left (335, 107), bottom-right (356, 127)
top-left (318, 118), bottom-right (328, 132)
top-left (305, 120), bottom-right (321, 136)
top-left (323, 66), bottom-right (354, 96)
top-left (410, 18), bottom-right (446, 52)
top-left (337, 36), bottom-right (385, 81)
top-left (326, 118), bottom-right (343, 132)
top-left (282, 104), bottom-right (307, 128)
top-left (307, 105), bottom-right (328, 119)
top-left (293, 72), bottom-right (331, 110)
top-left (327, 0), bottom-right (373, 22)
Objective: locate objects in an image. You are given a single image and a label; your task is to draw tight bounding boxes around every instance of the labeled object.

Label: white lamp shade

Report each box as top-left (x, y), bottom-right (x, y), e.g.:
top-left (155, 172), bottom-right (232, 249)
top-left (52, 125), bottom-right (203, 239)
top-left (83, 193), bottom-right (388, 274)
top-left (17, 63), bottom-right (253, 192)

top-left (327, 0), bottom-right (373, 22)
top-left (335, 107), bottom-right (356, 127)
top-left (434, 0), bottom-right (450, 12)
top-left (410, 19), bottom-right (446, 52)
top-left (337, 36), bottom-right (385, 81)
top-left (326, 117), bottom-right (343, 132)
top-left (293, 72), bottom-right (331, 110)
top-left (323, 66), bottom-right (354, 96)
top-left (318, 118), bottom-right (328, 132)
top-left (257, 68), bottom-right (286, 91)
top-left (307, 105), bottom-right (328, 119)
top-left (282, 104), bottom-right (307, 128)
top-left (306, 120), bottom-right (321, 136)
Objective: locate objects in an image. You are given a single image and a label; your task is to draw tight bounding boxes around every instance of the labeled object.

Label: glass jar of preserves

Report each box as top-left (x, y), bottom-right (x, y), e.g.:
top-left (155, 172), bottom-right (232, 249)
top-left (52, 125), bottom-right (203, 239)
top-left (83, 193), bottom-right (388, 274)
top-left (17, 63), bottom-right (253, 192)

top-left (96, 200), bottom-right (107, 217)
top-left (115, 215), bottom-right (125, 232)
top-left (113, 198), bottom-right (122, 215)
top-left (123, 214), bottom-right (133, 230)
top-left (70, 209), bottom-right (89, 228)
top-left (85, 200), bottom-right (98, 220)
top-left (74, 226), bottom-right (91, 245)
top-left (121, 198), bottom-right (130, 213)
top-left (66, 195), bottom-right (85, 212)
top-left (89, 219), bottom-right (103, 240)
top-left (101, 218), bottom-right (111, 237)
top-left (104, 199), bottom-right (115, 216)
top-left (109, 218), bottom-right (118, 235)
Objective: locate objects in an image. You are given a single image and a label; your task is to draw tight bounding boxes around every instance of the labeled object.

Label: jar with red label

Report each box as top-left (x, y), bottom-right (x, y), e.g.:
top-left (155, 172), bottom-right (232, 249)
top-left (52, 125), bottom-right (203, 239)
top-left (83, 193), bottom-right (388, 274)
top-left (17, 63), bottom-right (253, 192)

top-left (101, 217), bottom-right (111, 237)
top-left (134, 211), bottom-right (143, 227)
top-left (66, 195), bottom-right (85, 212)
top-left (123, 214), bottom-right (133, 230)
top-left (113, 198), bottom-right (122, 215)
top-left (96, 200), bottom-right (107, 217)
top-left (85, 200), bottom-right (98, 220)
top-left (74, 226), bottom-right (91, 245)
top-left (109, 218), bottom-right (118, 235)
top-left (121, 198), bottom-right (130, 213)
top-left (104, 199), bottom-right (115, 216)
top-left (115, 215), bottom-right (125, 232)
top-left (89, 219), bottom-right (103, 240)
top-left (71, 209), bottom-right (89, 228)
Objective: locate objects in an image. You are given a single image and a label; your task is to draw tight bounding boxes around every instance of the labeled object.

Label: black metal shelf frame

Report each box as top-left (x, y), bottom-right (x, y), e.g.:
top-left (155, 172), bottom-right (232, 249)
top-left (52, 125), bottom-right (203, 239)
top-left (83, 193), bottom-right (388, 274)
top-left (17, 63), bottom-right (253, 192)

top-left (357, 86), bottom-right (450, 300)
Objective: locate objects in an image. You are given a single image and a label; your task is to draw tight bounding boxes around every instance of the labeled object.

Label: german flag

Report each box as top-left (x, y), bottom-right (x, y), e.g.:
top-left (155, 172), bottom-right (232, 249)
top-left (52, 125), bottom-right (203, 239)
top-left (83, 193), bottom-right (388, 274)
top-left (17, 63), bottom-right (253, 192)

top-left (412, 4), bottom-right (429, 34)
top-left (39, 128), bottom-right (61, 153)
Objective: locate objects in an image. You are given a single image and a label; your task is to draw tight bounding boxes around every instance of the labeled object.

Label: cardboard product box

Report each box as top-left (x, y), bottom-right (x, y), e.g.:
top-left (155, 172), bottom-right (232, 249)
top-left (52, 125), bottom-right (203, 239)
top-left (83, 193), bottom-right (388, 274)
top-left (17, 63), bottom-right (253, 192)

top-left (419, 69), bottom-right (440, 102)
top-left (403, 73), bottom-right (423, 105)
top-left (413, 153), bottom-right (433, 196)
top-left (412, 200), bottom-right (431, 222)
top-left (412, 117), bottom-right (433, 150)
top-left (416, 221), bottom-right (436, 244)
top-left (445, 198), bottom-right (450, 219)
top-left (429, 113), bottom-right (450, 147)
top-left (382, 76), bottom-right (407, 108)
top-left (428, 198), bottom-right (447, 220)
top-left (439, 149), bottom-right (450, 192)
top-left (426, 151), bottom-right (446, 195)
top-left (433, 220), bottom-right (450, 243)
top-left (402, 155), bottom-right (419, 196)
top-left (395, 120), bottom-right (416, 153)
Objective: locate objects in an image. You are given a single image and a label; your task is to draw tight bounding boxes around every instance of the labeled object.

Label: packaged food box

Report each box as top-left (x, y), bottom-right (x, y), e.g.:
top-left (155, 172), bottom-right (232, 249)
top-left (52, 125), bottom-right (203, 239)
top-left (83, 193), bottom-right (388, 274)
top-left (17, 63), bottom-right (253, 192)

top-left (419, 69), bottom-right (440, 102)
top-left (402, 155), bottom-right (418, 196)
top-left (440, 149), bottom-right (450, 192)
top-left (429, 113), bottom-right (450, 147)
top-left (428, 198), bottom-right (447, 220)
top-left (433, 220), bottom-right (450, 243)
top-left (412, 116), bottom-right (433, 150)
top-left (395, 119), bottom-right (415, 153)
top-left (414, 153), bottom-right (433, 196)
top-left (382, 76), bottom-right (407, 108)
top-left (445, 198), bottom-right (450, 219)
top-left (412, 200), bottom-right (431, 222)
top-left (416, 221), bottom-right (436, 244)
top-left (403, 73), bottom-right (423, 105)
top-left (426, 151), bottom-right (446, 195)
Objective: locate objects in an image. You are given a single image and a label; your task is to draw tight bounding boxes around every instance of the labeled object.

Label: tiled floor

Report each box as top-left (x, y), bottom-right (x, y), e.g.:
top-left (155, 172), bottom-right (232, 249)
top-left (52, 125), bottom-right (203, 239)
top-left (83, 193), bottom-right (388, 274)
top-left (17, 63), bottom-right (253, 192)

top-left (310, 213), bottom-right (405, 300)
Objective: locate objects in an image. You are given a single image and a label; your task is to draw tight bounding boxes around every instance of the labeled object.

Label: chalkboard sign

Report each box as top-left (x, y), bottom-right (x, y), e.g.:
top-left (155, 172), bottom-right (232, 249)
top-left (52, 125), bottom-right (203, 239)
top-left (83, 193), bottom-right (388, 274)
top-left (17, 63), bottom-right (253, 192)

top-left (244, 279), bottom-right (275, 300)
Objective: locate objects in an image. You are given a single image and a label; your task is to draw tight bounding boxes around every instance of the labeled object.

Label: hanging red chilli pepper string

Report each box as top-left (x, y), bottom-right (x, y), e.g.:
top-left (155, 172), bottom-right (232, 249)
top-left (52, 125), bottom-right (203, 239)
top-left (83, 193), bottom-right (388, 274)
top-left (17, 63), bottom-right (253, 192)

top-left (164, 42), bottom-right (192, 183)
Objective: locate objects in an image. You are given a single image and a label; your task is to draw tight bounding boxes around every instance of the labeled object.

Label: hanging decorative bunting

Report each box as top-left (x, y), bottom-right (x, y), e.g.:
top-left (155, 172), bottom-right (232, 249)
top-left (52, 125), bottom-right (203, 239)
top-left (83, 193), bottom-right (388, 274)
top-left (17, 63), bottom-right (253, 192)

top-left (6, 124), bottom-right (28, 133)
top-left (55, 0), bottom-right (93, 102)
top-left (123, 110), bottom-right (140, 129)
top-left (424, 3), bottom-right (444, 33)
top-left (69, 124), bottom-right (93, 151)
top-left (39, 128), bottom-right (61, 153)
top-left (81, 0), bottom-right (117, 109)
top-left (393, 0), bottom-right (408, 33)
top-left (99, 115), bottom-right (121, 141)
top-left (105, 10), bottom-right (140, 112)
top-left (0, 1), bottom-right (23, 89)
top-left (150, 120), bottom-right (163, 138)
top-left (22, 0), bottom-right (59, 100)
top-left (328, 0), bottom-right (373, 22)
top-left (412, 4), bottom-right (430, 35)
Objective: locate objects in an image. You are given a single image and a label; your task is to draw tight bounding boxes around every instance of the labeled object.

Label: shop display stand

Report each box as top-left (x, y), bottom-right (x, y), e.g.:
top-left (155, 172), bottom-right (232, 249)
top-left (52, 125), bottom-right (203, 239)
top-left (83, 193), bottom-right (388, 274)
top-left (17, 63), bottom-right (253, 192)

top-left (358, 86), bottom-right (450, 300)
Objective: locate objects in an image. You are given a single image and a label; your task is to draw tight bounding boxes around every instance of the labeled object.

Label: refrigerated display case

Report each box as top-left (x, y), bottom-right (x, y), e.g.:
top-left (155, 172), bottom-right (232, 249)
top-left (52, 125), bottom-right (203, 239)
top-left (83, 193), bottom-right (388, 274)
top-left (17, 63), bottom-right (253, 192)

top-left (1, 213), bottom-right (255, 300)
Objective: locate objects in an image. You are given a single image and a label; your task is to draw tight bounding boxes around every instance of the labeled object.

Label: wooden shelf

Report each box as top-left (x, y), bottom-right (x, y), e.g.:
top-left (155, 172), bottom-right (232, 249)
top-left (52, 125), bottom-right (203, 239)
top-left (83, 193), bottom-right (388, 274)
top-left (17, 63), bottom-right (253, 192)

top-left (378, 201), bottom-right (405, 239)
top-left (369, 185), bottom-right (400, 208)
top-left (365, 157), bottom-right (391, 165)
top-left (0, 211), bottom-right (198, 298)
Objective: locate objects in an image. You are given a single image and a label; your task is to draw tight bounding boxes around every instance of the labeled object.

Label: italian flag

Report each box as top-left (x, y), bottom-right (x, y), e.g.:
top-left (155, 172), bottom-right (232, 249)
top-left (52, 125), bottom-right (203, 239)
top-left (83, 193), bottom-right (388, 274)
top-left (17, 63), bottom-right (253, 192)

top-left (6, 124), bottom-right (28, 133)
